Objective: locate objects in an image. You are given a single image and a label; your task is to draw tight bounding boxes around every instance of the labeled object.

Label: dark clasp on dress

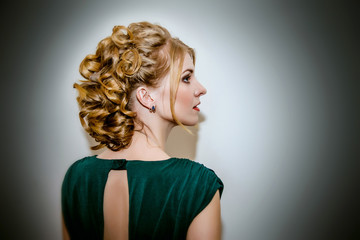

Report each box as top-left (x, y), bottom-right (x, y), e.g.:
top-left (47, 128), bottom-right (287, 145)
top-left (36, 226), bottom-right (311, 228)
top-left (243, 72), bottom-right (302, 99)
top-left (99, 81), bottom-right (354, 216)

top-left (111, 160), bottom-right (127, 170)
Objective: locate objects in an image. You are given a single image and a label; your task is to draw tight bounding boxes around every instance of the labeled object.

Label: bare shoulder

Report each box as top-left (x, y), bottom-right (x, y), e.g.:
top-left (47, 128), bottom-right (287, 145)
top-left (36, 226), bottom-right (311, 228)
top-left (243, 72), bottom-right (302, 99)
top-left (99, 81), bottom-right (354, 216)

top-left (186, 190), bottom-right (222, 240)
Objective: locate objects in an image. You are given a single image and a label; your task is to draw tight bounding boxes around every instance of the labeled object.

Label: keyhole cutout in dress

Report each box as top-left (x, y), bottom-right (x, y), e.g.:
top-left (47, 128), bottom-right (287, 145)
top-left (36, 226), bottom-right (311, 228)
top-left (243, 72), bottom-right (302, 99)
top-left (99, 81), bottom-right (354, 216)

top-left (103, 169), bottom-right (129, 240)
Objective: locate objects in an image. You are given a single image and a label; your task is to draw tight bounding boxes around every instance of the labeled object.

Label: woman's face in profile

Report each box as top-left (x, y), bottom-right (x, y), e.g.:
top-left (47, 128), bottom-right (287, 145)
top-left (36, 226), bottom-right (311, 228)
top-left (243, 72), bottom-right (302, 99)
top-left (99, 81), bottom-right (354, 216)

top-left (155, 53), bottom-right (207, 126)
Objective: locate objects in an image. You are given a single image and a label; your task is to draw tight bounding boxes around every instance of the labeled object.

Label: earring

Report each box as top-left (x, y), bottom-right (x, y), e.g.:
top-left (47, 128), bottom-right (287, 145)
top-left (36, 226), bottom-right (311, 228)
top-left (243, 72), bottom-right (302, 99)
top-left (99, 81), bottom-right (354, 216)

top-left (149, 105), bottom-right (156, 113)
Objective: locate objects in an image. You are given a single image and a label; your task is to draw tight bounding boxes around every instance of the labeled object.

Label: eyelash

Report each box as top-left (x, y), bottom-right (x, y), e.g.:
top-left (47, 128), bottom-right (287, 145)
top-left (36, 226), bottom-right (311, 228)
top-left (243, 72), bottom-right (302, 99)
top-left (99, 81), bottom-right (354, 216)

top-left (182, 75), bottom-right (191, 83)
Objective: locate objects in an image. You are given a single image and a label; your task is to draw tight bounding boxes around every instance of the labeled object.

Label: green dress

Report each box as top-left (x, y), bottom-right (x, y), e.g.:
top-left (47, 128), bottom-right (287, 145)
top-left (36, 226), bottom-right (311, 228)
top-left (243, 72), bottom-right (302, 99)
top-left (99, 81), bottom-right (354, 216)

top-left (62, 155), bottom-right (224, 240)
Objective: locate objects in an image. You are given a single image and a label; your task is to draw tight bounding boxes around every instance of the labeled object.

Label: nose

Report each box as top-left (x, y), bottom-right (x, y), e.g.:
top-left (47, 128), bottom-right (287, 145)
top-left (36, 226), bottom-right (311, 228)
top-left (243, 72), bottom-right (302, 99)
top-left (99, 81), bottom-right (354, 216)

top-left (195, 81), bottom-right (207, 97)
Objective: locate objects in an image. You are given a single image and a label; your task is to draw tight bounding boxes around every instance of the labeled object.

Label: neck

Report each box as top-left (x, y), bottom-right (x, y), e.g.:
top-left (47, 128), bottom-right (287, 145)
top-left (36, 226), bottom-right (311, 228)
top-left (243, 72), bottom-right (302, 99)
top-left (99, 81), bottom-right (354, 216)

top-left (97, 118), bottom-right (176, 161)
top-left (135, 118), bottom-right (175, 150)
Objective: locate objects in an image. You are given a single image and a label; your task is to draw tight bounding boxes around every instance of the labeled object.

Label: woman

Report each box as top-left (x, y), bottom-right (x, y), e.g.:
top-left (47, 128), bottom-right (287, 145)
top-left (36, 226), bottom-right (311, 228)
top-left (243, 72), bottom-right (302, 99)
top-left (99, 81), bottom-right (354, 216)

top-left (62, 21), bottom-right (224, 240)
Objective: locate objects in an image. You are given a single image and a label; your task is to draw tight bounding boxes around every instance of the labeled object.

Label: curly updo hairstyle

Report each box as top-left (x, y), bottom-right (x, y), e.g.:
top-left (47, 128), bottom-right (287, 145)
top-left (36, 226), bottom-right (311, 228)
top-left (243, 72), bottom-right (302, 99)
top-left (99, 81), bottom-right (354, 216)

top-left (74, 22), bottom-right (195, 151)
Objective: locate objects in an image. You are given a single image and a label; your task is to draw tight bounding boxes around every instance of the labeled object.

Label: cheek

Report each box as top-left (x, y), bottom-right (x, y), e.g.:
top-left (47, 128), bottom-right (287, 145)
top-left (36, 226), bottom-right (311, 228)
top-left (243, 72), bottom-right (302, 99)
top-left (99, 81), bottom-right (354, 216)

top-left (175, 87), bottom-right (193, 109)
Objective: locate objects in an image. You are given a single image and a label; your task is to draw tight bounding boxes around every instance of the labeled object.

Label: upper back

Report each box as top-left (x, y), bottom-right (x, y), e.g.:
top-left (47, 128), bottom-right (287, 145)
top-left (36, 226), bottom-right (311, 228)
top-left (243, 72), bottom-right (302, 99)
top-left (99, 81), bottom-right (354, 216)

top-left (62, 156), bottom-right (223, 239)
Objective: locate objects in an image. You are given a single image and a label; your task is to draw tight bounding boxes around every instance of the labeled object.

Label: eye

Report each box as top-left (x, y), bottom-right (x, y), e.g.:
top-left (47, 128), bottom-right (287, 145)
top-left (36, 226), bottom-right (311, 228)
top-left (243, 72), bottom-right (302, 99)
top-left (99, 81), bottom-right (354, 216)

top-left (182, 75), bottom-right (191, 83)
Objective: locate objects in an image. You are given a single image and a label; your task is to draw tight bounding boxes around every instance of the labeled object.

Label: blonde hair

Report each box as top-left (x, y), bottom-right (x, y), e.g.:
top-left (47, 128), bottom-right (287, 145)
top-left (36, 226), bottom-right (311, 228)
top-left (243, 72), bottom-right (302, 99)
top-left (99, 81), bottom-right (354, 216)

top-left (74, 22), bottom-right (195, 151)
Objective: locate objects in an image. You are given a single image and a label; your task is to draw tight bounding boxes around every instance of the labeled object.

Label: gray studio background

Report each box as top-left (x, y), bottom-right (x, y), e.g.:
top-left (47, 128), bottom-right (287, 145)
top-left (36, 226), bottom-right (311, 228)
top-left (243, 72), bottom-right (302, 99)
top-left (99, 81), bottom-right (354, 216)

top-left (1, 0), bottom-right (359, 239)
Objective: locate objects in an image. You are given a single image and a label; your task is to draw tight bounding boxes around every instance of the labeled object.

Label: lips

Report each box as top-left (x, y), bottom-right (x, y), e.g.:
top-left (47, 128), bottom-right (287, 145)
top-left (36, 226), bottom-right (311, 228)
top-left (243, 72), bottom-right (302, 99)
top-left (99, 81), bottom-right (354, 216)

top-left (193, 102), bottom-right (200, 111)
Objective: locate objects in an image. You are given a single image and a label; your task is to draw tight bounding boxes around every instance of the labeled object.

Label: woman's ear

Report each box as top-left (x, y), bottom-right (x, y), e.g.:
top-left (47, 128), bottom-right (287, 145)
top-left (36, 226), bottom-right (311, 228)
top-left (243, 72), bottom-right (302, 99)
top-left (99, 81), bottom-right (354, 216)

top-left (136, 86), bottom-right (155, 110)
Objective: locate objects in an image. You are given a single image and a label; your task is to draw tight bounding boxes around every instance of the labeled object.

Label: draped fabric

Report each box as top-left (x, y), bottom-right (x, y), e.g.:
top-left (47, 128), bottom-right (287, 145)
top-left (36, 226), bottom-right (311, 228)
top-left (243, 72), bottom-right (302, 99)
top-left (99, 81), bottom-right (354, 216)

top-left (62, 156), bottom-right (224, 240)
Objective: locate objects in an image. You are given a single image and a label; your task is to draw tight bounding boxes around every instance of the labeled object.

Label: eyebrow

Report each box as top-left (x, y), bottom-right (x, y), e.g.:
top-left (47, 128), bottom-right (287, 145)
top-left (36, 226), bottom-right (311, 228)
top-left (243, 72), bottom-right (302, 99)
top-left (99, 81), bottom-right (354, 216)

top-left (182, 69), bottom-right (194, 74)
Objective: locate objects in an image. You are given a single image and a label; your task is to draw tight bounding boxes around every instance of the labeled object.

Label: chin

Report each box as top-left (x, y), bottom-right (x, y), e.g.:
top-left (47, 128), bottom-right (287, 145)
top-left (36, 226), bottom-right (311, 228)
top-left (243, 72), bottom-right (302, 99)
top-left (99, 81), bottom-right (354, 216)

top-left (179, 117), bottom-right (199, 126)
top-left (182, 122), bottom-right (197, 127)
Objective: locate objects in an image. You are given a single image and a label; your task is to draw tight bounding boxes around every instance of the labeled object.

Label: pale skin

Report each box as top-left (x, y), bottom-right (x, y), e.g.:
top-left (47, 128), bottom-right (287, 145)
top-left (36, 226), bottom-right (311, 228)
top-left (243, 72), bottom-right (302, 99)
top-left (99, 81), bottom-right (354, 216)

top-left (62, 54), bottom-right (221, 239)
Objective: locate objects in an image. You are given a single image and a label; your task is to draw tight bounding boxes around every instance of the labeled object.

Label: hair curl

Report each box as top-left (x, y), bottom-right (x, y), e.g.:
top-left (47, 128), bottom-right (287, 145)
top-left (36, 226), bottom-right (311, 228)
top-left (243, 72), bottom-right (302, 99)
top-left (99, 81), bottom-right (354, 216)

top-left (74, 21), bottom-right (195, 151)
